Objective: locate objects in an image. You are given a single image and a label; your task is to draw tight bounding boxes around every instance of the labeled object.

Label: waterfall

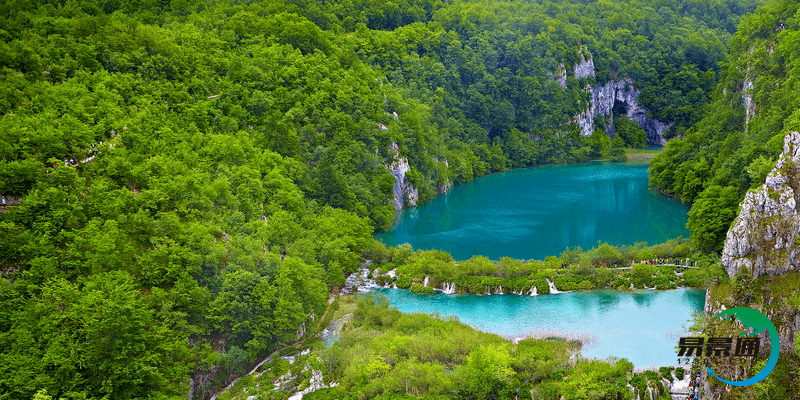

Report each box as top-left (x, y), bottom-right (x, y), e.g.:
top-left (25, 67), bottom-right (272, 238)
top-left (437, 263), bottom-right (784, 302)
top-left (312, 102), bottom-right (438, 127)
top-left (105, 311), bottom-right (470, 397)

top-left (545, 278), bottom-right (561, 294)
top-left (423, 276), bottom-right (429, 287)
top-left (530, 286), bottom-right (538, 296)
top-left (441, 282), bottom-right (456, 294)
top-left (495, 285), bottom-right (504, 294)
top-left (647, 386), bottom-right (654, 400)
top-left (485, 286), bottom-right (491, 295)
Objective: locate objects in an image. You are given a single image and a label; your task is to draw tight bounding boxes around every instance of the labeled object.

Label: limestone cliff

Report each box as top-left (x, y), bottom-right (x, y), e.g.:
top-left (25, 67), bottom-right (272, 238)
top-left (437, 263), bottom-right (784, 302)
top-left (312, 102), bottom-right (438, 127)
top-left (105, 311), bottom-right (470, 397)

top-left (387, 142), bottom-right (419, 210)
top-left (547, 49), bottom-right (670, 145)
top-left (555, 63), bottom-right (567, 88)
top-left (573, 49), bottom-right (595, 80)
top-left (702, 131), bottom-right (800, 400)
top-left (573, 77), bottom-right (670, 146)
top-left (722, 131), bottom-right (800, 279)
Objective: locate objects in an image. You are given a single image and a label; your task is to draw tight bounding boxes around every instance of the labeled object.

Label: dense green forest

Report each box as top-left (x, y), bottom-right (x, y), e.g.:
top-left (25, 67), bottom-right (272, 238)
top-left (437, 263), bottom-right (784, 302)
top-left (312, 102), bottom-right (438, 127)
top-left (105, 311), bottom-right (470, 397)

top-left (649, 0), bottom-right (800, 252)
top-left (0, 0), bottom-right (766, 399)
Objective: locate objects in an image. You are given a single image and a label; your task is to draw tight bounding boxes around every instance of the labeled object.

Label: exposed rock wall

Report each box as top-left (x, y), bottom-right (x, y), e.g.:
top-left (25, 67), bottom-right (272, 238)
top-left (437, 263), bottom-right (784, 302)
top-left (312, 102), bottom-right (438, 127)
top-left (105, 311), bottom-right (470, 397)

top-left (573, 50), bottom-right (595, 80)
top-left (742, 65), bottom-right (756, 126)
top-left (387, 142), bottom-right (419, 210)
top-left (555, 63), bottom-right (567, 88)
top-left (568, 51), bottom-right (670, 146)
top-left (573, 78), bottom-right (670, 146)
top-left (705, 131), bottom-right (800, 400)
top-left (722, 131), bottom-right (800, 279)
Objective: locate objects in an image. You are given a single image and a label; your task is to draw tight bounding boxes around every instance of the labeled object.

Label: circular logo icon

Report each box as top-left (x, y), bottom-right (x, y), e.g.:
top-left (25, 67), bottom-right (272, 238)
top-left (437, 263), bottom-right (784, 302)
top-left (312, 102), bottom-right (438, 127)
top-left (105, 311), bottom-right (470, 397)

top-left (707, 307), bottom-right (780, 386)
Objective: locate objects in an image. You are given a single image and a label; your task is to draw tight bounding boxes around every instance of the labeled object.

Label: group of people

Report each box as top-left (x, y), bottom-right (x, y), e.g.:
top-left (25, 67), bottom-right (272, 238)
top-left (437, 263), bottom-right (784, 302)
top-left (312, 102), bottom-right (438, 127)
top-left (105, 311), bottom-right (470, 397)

top-left (685, 371), bottom-right (701, 400)
top-left (639, 258), bottom-right (695, 266)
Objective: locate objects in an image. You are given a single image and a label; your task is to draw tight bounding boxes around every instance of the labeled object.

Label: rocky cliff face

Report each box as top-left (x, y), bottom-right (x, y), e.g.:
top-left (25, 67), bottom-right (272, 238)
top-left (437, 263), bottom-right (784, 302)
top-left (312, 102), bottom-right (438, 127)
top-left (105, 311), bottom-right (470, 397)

top-left (742, 65), bottom-right (756, 126)
top-left (703, 131), bottom-right (800, 400)
top-left (722, 131), bottom-right (800, 279)
top-left (387, 142), bottom-right (419, 210)
top-left (570, 53), bottom-right (670, 146)
top-left (573, 50), bottom-right (595, 80)
top-left (573, 77), bottom-right (670, 146)
top-left (555, 63), bottom-right (567, 88)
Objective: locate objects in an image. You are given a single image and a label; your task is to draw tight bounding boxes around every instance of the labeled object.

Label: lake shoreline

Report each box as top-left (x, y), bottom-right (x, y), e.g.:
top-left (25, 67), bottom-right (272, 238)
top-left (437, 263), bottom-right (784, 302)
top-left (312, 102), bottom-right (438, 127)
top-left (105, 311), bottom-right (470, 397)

top-left (360, 286), bottom-right (705, 367)
top-left (376, 161), bottom-right (689, 261)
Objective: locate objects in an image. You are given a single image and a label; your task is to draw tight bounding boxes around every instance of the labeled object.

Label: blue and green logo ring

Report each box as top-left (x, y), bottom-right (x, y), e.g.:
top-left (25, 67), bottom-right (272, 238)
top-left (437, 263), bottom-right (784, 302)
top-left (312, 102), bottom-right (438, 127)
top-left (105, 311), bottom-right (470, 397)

top-left (707, 307), bottom-right (780, 386)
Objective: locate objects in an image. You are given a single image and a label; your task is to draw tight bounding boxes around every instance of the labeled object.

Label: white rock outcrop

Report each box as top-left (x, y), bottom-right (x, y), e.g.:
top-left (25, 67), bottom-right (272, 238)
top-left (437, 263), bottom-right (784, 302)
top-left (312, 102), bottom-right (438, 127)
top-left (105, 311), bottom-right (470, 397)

top-left (722, 131), bottom-right (800, 278)
top-left (555, 63), bottom-right (567, 88)
top-left (567, 50), bottom-right (670, 146)
top-left (387, 142), bottom-right (419, 210)
top-left (573, 78), bottom-right (670, 145)
top-left (573, 50), bottom-right (595, 80)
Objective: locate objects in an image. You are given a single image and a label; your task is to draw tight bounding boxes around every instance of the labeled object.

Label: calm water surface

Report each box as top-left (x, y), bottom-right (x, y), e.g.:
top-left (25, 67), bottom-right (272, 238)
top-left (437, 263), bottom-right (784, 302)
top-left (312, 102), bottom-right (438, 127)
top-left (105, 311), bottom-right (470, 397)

top-left (369, 288), bottom-right (705, 367)
top-left (376, 163), bottom-right (689, 260)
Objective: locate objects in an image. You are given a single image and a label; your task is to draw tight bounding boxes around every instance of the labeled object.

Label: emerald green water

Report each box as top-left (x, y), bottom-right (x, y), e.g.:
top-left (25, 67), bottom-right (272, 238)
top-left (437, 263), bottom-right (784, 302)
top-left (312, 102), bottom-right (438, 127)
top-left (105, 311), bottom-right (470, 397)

top-left (370, 288), bottom-right (705, 367)
top-left (377, 162), bottom-right (690, 260)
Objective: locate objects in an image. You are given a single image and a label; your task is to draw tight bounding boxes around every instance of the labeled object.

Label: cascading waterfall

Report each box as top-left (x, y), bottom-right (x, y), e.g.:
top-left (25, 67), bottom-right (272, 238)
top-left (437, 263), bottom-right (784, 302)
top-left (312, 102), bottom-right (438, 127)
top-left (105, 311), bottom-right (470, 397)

top-left (441, 282), bottom-right (456, 294)
top-left (647, 386), bottom-right (654, 400)
top-left (495, 285), bottom-right (504, 294)
top-left (545, 278), bottom-right (562, 294)
top-left (529, 286), bottom-right (538, 296)
top-left (423, 276), bottom-right (429, 287)
top-left (661, 378), bottom-right (671, 395)
top-left (485, 286), bottom-right (491, 295)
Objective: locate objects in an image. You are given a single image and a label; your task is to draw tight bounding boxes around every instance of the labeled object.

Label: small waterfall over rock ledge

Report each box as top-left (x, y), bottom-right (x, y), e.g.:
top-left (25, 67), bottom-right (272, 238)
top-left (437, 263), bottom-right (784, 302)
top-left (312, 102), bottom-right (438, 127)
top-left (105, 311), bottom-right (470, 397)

top-left (440, 282), bottom-right (456, 294)
top-left (545, 278), bottom-right (562, 294)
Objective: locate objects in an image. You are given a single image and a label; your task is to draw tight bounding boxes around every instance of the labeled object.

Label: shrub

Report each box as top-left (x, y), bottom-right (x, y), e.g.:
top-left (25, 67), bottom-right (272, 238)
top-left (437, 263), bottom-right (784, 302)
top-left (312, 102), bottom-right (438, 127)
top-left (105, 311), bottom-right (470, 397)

top-left (577, 280), bottom-right (594, 290)
top-left (410, 284), bottom-right (434, 293)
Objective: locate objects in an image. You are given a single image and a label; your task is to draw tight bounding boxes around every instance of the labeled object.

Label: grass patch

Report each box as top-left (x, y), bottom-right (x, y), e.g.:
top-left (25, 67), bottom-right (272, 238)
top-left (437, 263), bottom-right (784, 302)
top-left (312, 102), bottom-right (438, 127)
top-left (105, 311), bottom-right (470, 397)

top-left (625, 148), bottom-right (662, 164)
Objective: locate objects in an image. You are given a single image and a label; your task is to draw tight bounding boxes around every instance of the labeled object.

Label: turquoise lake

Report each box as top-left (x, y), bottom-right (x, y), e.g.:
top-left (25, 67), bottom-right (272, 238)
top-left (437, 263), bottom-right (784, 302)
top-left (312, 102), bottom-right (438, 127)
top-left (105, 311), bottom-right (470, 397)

top-left (376, 162), bottom-right (690, 260)
top-left (369, 288), bottom-right (706, 367)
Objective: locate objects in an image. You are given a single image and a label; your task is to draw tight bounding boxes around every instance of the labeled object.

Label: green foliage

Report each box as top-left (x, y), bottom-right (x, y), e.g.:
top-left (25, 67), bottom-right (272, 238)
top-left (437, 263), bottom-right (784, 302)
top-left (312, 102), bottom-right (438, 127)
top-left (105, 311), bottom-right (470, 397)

top-left (615, 116), bottom-right (648, 148)
top-left (0, 271), bottom-right (193, 399)
top-left (545, 358), bottom-right (634, 400)
top-left (409, 283), bottom-right (434, 293)
top-left (795, 332), bottom-right (800, 354)
top-left (322, 295), bottom-right (580, 399)
top-left (686, 185), bottom-right (742, 252)
top-left (457, 344), bottom-right (516, 400)
top-left (588, 243), bottom-right (623, 265)
top-left (746, 155), bottom-right (775, 188)
top-left (390, 239), bottom-right (719, 294)
top-left (0, 0), bottom-right (767, 397)
top-left (651, 0), bottom-right (800, 253)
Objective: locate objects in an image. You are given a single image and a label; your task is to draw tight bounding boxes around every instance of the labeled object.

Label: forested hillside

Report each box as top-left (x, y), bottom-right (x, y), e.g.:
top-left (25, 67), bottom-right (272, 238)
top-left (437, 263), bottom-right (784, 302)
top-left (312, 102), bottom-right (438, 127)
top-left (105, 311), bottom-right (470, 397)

top-left (650, 0), bottom-right (800, 253)
top-left (0, 0), bottom-right (761, 399)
